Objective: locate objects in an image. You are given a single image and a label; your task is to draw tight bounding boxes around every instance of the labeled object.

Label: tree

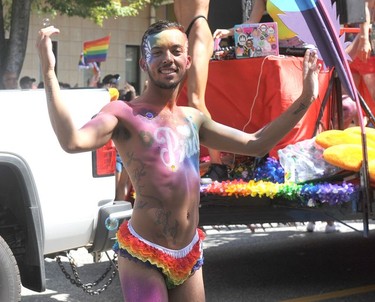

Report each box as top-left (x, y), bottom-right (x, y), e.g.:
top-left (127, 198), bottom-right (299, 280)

top-left (0, 0), bottom-right (164, 88)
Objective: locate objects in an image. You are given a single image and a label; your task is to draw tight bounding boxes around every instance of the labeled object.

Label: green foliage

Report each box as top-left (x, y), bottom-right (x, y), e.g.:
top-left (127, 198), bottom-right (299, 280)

top-left (0, 0), bottom-right (166, 78)
top-left (33, 0), bottom-right (165, 26)
top-left (2, 0), bottom-right (12, 30)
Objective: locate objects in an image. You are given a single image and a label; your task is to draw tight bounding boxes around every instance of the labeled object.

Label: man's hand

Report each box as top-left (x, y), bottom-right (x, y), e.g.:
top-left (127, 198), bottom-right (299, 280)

top-left (212, 28), bottom-right (233, 39)
top-left (302, 49), bottom-right (321, 103)
top-left (357, 37), bottom-right (372, 62)
top-left (36, 26), bottom-right (60, 75)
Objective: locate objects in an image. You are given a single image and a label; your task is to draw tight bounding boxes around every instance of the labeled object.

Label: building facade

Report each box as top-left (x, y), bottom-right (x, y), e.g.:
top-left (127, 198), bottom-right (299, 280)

top-left (22, 2), bottom-right (175, 93)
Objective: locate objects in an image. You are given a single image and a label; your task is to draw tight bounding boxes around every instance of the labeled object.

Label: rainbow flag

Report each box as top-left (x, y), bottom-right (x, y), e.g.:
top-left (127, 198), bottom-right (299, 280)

top-left (83, 35), bottom-right (110, 63)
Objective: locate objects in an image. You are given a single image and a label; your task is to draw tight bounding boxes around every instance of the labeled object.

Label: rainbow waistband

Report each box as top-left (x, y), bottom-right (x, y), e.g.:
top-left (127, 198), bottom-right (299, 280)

top-left (114, 220), bottom-right (205, 288)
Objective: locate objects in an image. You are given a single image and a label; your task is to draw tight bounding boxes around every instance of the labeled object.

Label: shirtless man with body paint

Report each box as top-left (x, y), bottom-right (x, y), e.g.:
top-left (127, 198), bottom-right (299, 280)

top-left (36, 20), bottom-right (320, 302)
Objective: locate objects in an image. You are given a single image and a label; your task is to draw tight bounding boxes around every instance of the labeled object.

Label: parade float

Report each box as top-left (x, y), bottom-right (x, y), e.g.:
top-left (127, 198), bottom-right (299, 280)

top-left (178, 0), bottom-right (375, 235)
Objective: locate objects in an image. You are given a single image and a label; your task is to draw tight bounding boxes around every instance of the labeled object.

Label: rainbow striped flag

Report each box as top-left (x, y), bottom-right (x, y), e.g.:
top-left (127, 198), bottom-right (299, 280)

top-left (83, 35), bottom-right (110, 63)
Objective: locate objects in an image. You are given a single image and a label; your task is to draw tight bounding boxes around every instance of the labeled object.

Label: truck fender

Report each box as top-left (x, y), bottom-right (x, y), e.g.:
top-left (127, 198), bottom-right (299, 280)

top-left (0, 152), bottom-right (45, 292)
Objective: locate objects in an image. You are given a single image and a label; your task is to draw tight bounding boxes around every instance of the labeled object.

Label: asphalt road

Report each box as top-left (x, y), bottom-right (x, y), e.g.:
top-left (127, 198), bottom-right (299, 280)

top-left (21, 221), bottom-right (375, 302)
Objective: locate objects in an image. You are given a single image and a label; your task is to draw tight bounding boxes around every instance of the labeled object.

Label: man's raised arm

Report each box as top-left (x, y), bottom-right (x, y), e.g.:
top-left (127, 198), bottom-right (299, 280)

top-left (199, 49), bottom-right (321, 157)
top-left (36, 26), bottom-right (116, 153)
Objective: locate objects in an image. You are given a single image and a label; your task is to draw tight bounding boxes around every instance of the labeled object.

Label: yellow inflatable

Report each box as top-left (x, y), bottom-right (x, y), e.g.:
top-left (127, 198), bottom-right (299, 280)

top-left (315, 127), bottom-right (375, 182)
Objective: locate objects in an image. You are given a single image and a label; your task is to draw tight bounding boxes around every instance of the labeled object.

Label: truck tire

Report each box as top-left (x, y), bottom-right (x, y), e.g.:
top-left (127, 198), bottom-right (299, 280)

top-left (0, 235), bottom-right (21, 302)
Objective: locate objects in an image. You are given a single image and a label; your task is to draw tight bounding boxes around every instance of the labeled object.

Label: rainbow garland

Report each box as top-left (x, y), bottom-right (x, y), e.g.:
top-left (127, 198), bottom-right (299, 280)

top-left (201, 180), bottom-right (359, 206)
top-left (200, 156), bottom-right (359, 207)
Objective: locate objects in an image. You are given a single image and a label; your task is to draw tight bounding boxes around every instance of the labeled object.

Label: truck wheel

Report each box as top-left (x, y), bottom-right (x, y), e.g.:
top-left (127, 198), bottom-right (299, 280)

top-left (0, 235), bottom-right (21, 302)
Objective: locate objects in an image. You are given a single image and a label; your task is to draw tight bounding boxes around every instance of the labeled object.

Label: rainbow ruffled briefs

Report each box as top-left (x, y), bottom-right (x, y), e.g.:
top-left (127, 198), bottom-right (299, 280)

top-left (114, 220), bottom-right (205, 288)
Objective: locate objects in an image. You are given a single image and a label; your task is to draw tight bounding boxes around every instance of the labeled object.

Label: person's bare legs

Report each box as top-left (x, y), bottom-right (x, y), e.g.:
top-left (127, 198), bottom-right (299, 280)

top-left (174, 2), bottom-right (222, 165)
top-left (169, 268), bottom-right (205, 302)
top-left (118, 256), bottom-right (169, 302)
top-left (185, 18), bottom-right (222, 165)
top-left (118, 255), bottom-right (205, 302)
top-left (325, 220), bottom-right (337, 233)
top-left (363, 73), bottom-right (375, 103)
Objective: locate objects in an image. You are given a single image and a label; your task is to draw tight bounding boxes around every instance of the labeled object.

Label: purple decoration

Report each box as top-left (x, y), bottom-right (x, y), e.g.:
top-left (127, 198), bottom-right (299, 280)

top-left (254, 157), bottom-right (284, 183)
top-left (299, 182), bottom-right (358, 206)
top-left (145, 112), bottom-right (154, 119)
top-left (276, 0), bottom-right (370, 186)
top-left (278, 0), bottom-right (356, 100)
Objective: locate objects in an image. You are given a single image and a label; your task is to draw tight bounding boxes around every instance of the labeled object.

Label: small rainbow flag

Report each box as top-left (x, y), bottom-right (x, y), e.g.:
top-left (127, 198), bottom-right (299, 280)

top-left (78, 52), bottom-right (89, 69)
top-left (83, 35), bottom-right (110, 63)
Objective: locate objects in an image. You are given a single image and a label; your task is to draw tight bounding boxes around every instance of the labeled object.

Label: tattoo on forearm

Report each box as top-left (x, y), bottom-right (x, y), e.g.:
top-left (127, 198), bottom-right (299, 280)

top-left (46, 86), bottom-right (53, 102)
top-left (293, 102), bottom-right (308, 115)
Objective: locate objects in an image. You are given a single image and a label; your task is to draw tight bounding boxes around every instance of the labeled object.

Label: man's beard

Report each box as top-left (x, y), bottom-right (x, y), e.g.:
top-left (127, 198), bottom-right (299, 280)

top-left (148, 72), bottom-right (181, 90)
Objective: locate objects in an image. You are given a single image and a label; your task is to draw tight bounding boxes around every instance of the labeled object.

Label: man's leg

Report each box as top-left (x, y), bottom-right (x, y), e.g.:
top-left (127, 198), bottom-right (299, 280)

top-left (363, 73), bottom-right (375, 103)
top-left (185, 17), bottom-right (223, 165)
top-left (118, 256), bottom-right (168, 302)
top-left (168, 268), bottom-right (205, 302)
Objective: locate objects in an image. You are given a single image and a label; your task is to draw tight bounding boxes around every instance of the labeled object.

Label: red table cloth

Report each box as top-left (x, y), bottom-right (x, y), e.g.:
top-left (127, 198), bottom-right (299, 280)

top-left (177, 55), bottom-right (332, 158)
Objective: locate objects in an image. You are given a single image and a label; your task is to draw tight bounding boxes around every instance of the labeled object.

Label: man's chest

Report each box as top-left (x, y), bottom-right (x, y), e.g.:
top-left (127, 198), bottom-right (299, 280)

top-left (133, 114), bottom-right (200, 171)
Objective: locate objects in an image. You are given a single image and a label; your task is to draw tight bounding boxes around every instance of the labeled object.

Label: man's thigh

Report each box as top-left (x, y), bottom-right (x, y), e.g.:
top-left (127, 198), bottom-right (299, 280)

top-left (174, 0), bottom-right (210, 27)
top-left (168, 268), bottom-right (205, 302)
top-left (118, 255), bottom-right (168, 302)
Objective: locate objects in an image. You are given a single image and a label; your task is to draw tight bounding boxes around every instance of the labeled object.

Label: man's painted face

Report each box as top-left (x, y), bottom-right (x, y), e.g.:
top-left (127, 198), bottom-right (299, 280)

top-left (142, 29), bottom-right (190, 89)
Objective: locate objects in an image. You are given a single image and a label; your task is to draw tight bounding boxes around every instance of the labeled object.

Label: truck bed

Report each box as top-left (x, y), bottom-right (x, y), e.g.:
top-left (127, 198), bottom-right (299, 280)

top-left (199, 194), bottom-right (364, 226)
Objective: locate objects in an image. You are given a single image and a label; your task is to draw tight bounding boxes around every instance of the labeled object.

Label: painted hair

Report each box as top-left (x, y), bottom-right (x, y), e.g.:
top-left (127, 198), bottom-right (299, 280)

top-left (141, 20), bottom-right (185, 57)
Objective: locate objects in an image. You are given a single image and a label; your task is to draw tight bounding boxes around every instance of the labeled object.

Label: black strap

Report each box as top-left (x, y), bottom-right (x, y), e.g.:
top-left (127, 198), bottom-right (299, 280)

top-left (185, 15), bottom-right (207, 37)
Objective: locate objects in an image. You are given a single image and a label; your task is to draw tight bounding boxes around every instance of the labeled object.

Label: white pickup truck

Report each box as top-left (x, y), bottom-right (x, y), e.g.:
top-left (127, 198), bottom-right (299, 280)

top-left (1, 88), bottom-right (371, 301)
top-left (0, 88), bottom-right (132, 301)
